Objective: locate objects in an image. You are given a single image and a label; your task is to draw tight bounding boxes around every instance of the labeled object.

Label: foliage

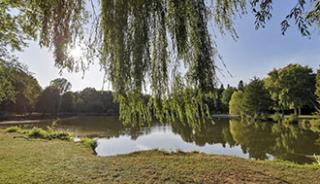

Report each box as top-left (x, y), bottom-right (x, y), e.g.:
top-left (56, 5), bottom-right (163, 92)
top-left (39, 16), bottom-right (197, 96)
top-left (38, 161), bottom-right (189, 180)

top-left (270, 113), bottom-right (283, 122)
top-left (212, 85), bottom-right (225, 113)
top-left (36, 86), bottom-right (60, 115)
top-left (265, 69), bottom-right (283, 112)
top-left (50, 78), bottom-right (72, 96)
top-left (316, 67), bottom-right (320, 113)
top-left (49, 78), bottom-right (72, 114)
top-left (6, 126), bottom-right (73, 141)
top-left (5, 126), bottom-right (23, 133)
top-left (221, 85), bottom-right (236, 108)
top-left (265, 64), bottom-right (316, 115)
top-left (229, 91), bottom-right (244, 115)
top-left (77, 88), bottom-right (104, 113)
top-left (241, 77), bottom-right (272, 119)
top-left (0, 60), bottom-right (41, 114)
top-left (35, 86), bottom-right (119, 115)
top-left (314, 154), bottom-right (320, 166)
top-left (99, 0), bottom-right (218, 124)
top-left (284, 114), bottom-right (299, 125)
top-left (0, 61), bottom-right (15, 103)
top-left (0, 0), bottom-right (87, 70)
top-left (237, 80), bottom-right (245, 91)
top-left (80, 137), bottom-right (98, 153)
top-left (60, 91), bottom-right (76, 113)
top-left (2, 0), bottom-right (320, 125)
top-left (310, 119), bottom-right (320, 133)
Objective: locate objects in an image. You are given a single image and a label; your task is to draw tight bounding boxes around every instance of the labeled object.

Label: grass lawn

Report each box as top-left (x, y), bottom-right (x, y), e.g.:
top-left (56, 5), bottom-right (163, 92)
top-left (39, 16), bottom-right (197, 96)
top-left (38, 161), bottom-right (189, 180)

top-left (0, 130), bottom-right (319, 184)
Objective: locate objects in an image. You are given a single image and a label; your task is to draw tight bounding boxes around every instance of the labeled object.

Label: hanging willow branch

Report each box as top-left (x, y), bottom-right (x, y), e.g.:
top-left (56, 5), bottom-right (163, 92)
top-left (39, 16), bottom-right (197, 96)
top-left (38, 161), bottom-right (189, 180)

top-left (1, 0), bottom-right (320, 126)
top-left (96, 0), bottom-right (222, 125)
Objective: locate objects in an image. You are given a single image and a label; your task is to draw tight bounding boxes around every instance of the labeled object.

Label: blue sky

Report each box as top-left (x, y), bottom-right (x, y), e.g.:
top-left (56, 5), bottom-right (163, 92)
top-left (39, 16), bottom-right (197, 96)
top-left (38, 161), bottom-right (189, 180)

top-left (16, 1), bottom-right (320, 91)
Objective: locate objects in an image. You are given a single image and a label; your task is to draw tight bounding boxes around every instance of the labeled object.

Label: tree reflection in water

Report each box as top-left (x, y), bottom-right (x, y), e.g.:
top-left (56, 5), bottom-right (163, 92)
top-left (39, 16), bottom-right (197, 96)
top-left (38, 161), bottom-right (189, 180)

top-left (2, 117), bottom-right (319, 163)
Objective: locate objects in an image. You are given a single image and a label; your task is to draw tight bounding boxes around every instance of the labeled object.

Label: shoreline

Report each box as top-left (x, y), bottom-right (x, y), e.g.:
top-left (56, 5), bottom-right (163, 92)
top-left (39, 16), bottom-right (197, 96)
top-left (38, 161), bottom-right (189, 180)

top-left (0, 129), bottom-right (319, 183)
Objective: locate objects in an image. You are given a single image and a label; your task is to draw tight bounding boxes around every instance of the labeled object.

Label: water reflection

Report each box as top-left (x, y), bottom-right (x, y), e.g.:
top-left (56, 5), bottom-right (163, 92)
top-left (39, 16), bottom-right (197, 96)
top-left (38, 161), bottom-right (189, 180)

top-left (1, 117), bottom-right (319, 164)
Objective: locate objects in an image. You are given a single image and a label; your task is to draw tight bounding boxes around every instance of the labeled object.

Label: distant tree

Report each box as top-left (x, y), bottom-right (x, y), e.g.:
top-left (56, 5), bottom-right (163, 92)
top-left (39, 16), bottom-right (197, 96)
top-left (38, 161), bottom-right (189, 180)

top-left (229, 91), bottom-right (244, 115)
top-left (273, 64), bottom-right (315, 115)
top-left (0, 61), bottom-right (15, 104)
top-left (241, 78), bottom-right (272, 119)
top-left (0, 61), bottom-right (41, 114)
top-left (265, 69), bottom-right (285, 114)
top-left (237, 80), bottom-right (244, 91)
top-left (100, 91), bottom-right (119, 115)
top-left (221, 85), bottom-right (236, 112)
top-left (212, 85), bottom-right (225, 113)
top-left (78, 88), bottom-right (103, 113)
top-left (316, 67), bottom-right (320, 113)
top-left (36, 87), bottom-right (60, 115)
top-left (60, 92), bottom-right (76, 113)
top-left (50, 78), bottom-right (72, 114)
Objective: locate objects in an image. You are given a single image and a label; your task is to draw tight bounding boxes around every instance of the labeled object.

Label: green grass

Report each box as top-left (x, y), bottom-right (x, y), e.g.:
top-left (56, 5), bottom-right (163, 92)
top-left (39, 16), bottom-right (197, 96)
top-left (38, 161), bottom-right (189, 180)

top-left (0, 130), bottom-right (319, 183)
top-left (6, 126), bottom-right (73, 141)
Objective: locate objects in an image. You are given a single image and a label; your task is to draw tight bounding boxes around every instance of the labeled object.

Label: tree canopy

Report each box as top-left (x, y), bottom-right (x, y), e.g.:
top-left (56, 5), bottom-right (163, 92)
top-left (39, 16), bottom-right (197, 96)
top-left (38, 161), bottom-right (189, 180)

top-left (0, 60), bottom-right (41, 114)
top-left (241, 77), bottom-right (272, 119)
top-left (265, 64), bottom-right (316, 115)
top-left (316, 67), bottom-right (320, 112)
top-left (229, 90), bottom-right (244, 115)
top-left (1, 0), bottom-right (320, 124)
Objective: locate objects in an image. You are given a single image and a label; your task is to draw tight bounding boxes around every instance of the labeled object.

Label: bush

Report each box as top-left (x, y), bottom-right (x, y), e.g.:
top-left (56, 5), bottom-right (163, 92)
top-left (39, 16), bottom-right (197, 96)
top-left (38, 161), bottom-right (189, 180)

top-left (284, 114), bottom-right (299, 124)
top-left (270, 113), bottom-right (283, 122)
top-left (46, 127), bottom-right (73, 141)
top-left (5, 126), bottom-right (100, 152)
top-left (6, 126), bottom-right (73, 141)
top-left (314, 154), bottom-right (320, 166)
top-left (80, 137), bottom-right (98, 153)
top-left (28, 128), bottom-right (49, 139)
top-left (5, 126), bottom-right (23, 133)
top-left (310, 119), bottom-right (320, 132)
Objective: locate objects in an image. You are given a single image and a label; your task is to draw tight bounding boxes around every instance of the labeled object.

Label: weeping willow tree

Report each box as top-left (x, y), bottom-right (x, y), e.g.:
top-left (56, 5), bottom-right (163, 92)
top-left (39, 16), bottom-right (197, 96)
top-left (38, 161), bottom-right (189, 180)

top-left (1, 0), bottom-right (320, 126)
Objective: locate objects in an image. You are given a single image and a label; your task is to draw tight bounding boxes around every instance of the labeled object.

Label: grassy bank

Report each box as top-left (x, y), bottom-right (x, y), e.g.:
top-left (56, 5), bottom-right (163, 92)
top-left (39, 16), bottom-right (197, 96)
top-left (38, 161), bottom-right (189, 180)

top-left (0, 130), bottom-right (319, 184)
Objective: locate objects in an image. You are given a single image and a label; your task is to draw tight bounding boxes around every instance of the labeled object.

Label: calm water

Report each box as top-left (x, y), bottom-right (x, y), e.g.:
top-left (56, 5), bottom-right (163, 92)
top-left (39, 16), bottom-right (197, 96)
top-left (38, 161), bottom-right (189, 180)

top-left (1, 116), bottom-right (319, 164)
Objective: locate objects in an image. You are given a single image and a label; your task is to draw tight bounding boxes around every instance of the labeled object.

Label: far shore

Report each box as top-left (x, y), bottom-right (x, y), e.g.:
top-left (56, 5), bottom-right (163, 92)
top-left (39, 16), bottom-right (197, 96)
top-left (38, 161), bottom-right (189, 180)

top-left (0, 114), bottom-right (242, 125)
top-left (1, 113), bottom-right (319, 125)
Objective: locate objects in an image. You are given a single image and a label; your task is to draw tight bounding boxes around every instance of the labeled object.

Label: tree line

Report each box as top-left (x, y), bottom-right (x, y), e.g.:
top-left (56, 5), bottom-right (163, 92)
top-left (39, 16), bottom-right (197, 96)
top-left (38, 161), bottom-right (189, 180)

top-left (0, 61), bottom-right (118, 117)
top-left (228, 64), bottom-right (320, 119)
top-left (1, 61), bottom-right (319, 120)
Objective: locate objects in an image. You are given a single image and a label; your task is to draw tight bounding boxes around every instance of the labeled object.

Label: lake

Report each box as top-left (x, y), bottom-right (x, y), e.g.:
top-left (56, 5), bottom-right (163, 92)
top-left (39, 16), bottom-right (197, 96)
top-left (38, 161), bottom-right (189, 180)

top-left (1, 116), bottom-right (319, 164)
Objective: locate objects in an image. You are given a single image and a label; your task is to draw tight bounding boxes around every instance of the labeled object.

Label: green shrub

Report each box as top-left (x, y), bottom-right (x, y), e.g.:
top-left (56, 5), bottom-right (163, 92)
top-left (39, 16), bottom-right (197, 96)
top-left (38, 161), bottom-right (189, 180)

top-left (314, 154), bottom-right (320, 166)
top-left (28, 128), bottom-right (49, 139)
top-left (5, 126), bottom-right (23, 133)
top-left (47, 130), bottom-right (73, 141)
top-left (284, 114), bottom-right (299, 124)
top-left (310, 119), bottom-right (320, 132)
top-left (7, 127), bottom-right (73, 141)
top-left (80, 137), bottom-right (98, 153)
top-left (310, 119), bottom-right (320, 125)
top-left (270, 113), bottom-right (283, 122)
